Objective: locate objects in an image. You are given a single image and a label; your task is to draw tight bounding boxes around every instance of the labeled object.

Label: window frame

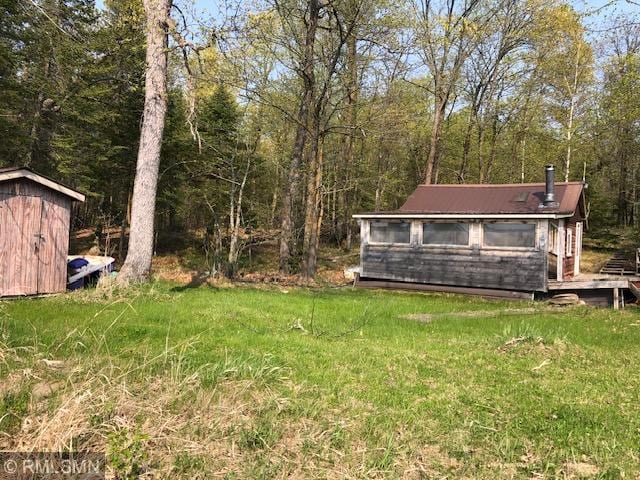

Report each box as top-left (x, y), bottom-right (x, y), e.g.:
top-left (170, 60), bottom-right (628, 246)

top-left (566, 228), bottom-right (573, 257)
top-left (367, 219), bottom-right (412, 246)
top-left (481, 221), bottom-right (538, 251)
top-left (548, 221), bottom-right (558, 254)
top-left (421, 221), bottom-right (471, 248)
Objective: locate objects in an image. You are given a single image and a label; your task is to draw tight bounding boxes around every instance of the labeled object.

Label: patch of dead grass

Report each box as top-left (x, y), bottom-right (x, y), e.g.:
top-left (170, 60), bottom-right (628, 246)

top-left (402, 444), bottom-right (461, 478)
top-left (580, 248), bottom-right (614, 274)
top-left (563, 460), bottom-right (600, 478)
top-left (152, 255), bottom-right (197, 284)
top-left (151, 250), bottom-right (354, 288)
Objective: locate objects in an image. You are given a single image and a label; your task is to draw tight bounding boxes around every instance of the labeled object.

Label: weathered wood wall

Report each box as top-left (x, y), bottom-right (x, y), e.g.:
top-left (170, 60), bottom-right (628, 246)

top-left (360, 220), bottom-right (549, 292)
top-left (0, 178), bottom-right (72, 296)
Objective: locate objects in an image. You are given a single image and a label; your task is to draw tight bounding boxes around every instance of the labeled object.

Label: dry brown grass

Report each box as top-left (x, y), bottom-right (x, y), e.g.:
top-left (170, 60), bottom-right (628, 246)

top-left (149, 244), bottom-right (357, 289)
top-left (580, 248), bottom-right (613, 274)
top-left (0, 343), bottom-right (288, 477)
top-left (151, 256), bottom-right (198, 284)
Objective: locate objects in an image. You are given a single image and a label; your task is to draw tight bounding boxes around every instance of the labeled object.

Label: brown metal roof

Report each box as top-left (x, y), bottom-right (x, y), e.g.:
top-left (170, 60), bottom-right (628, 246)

top-left (394, 182), bottom-right (584, 216)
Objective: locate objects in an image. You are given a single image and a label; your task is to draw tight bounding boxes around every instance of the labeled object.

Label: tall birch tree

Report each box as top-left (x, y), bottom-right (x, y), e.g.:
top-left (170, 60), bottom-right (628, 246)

top-left (118, 0), bottom-right (171, 283)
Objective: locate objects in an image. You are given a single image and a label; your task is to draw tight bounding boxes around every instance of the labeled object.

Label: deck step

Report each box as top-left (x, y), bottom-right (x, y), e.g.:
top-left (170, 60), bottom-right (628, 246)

top-left (599, 249), bottom-right (637, 276)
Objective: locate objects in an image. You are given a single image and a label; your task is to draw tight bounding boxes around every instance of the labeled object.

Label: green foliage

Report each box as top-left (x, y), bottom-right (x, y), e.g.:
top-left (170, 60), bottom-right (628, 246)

top-left (0, 0), bottom-right (147, 233)
top-left (199, 84), bottom-right (240, 154)
top-left (238, 413), bottom-right (282, 451)
top-left (594, 49), bottom-right (640, 225)
top-left (1, 0), bottom-right (639, 264)
top-left (172, 453), bottom-right (205, 474)
top-left (0, 390), bottom-right (29, 433)
top-left (107, 426), bottom-right (149, 480)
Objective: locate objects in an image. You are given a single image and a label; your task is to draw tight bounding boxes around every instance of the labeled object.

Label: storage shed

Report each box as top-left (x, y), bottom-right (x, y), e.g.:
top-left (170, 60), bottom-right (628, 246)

top-left (353, 166), bottom-right (586, 297)
top-left (0, 167), bottom-right (85, 296)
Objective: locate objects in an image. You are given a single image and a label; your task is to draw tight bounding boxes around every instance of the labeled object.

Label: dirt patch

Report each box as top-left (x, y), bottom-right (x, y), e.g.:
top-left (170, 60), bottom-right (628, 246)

top-left (31, 381), bottom-right (63, 401)
top-left (0, 372), bottom-right (28, 398)
top-left (563, 461), bottom-right (599, 478)
top-left (486, 462), bottom-right (519, 478)
top-left (403, 444), bottom-right (461, 478)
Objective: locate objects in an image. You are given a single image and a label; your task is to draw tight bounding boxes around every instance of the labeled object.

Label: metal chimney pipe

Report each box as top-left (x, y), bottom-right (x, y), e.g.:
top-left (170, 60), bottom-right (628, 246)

top-left (544, 165), bottom-right (555, 205)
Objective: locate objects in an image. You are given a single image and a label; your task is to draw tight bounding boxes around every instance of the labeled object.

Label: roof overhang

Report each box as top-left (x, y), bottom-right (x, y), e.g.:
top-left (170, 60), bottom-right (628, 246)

top-left (353, 213), bottom-right (574, 220)
top-left (0, 168), bottom-right (85, 202)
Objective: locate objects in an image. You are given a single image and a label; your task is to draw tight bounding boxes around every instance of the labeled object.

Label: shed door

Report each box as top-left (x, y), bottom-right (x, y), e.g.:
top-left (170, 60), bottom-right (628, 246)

top-left (0, 195), bottom-right (43, 296)
top-left (36, 198), bottom-right (71, 294)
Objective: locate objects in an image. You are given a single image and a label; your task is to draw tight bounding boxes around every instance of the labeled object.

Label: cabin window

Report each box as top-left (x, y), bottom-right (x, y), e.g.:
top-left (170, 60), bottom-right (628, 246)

top-left (369, 220), bottom-right (411, 244)
top-left (566, 229), bottom-right (573, 257)
top-left (422, 222), bottom-right (469, 246)
top-left (483, 222), bottom-right (536, 248)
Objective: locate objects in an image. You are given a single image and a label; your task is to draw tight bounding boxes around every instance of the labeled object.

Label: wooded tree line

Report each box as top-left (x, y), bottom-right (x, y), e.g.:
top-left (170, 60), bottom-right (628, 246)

top-left (1, 0), bottom-right (639, 279)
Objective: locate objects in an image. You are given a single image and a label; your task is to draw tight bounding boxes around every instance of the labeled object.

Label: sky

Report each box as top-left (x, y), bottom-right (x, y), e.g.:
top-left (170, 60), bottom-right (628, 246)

top-left (190, 0), bottom-right (639, 22)
top-left (95, 0), bottom-right (639, 22)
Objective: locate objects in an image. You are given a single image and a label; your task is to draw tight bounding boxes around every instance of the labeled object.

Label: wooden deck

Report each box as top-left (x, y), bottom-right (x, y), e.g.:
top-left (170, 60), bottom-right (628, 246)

top-left (548, 273), bottom-right (640, 290)
top-left (548, 273), bottom-right (640, 309)
top-left (355, 271), bottom-right (640, 308)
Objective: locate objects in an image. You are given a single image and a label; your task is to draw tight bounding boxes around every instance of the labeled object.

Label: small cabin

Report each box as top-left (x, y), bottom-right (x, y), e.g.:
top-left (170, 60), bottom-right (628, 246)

top-left (0, 167), bottom-right (85, 296)
top-left (353, 166), bottom-right (586, 296)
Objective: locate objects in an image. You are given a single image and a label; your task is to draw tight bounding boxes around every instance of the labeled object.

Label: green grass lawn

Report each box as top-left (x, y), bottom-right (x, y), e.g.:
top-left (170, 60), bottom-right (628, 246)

top-left (1, 284), bottom-right (639, 478)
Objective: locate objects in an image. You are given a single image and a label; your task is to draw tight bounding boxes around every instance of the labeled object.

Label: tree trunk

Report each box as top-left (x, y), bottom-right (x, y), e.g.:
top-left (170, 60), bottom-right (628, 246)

top-left (347, 137), bottom-right (366, 250)
top-left (340, 30), bottom-right (358, 248)
top-left (117, 189), bottom-right (132, 262)
top-left (227, 159), bottom-right (249, 278)
top-left (477, 120), bottom-right (487, 183)
top-left (564, 97), bottom-right (575, 182)
top-left (564, 44), bottom-right (581, 182)
top-left (520, 134), bottom-right (527, 183)
top-left (617, 133), bottom-right (628, 225)
top-left (306, 138), bottom-right (324, 278)
top-left (331, 163), bottom-right (339, 244)
top-left (425, 96), bottom-right (446, 184)
top-left (118, 0), bottom-right (170, 283)
top-left (270, 175), bottom-right (279, 228)
top-left (458, 107), bottom-right (476, 183)
top-left (302, 116), bottom-right (323, 278)
top-left (484, 113), bottom-right (500, 183)
top-left (278, 0), bottom-right (320, 273)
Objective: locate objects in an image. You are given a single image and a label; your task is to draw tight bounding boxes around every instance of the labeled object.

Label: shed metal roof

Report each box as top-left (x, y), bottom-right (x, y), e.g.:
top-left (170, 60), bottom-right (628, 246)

top-left (0, 166), bottom-right (85, 202)
top-left (355, 182), bottom-right (584, 219)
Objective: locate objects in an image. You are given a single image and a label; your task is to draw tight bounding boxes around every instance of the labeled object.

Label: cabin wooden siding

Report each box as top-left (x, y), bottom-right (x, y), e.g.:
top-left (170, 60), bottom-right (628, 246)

top-left (0, 178), bottom-right (73, 296)
top-left (360, 220), bottom-right (549, 292)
